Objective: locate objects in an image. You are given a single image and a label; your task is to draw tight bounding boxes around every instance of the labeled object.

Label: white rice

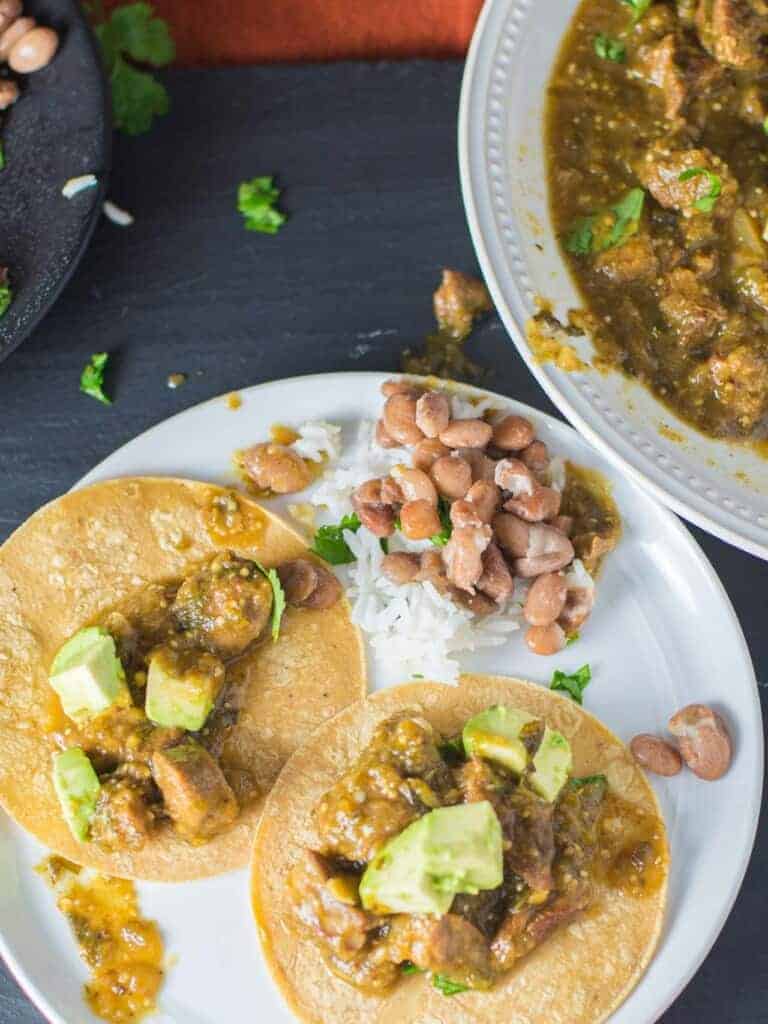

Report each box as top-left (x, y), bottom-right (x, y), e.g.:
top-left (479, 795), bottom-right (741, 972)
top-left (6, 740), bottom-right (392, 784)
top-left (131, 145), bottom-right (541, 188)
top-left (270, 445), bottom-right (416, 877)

top-left (62, 174), bottom-right (98, 198)
top-left (103, 199), bottom-right (134, 227)
top-left (308, 414), bottom-right (522, 685)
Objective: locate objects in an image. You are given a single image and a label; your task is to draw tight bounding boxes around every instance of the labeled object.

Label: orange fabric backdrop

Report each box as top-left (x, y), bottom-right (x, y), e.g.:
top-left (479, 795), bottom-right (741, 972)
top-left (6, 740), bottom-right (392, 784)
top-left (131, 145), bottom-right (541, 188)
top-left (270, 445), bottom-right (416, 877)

top-left (105, 0), bottom-right (484, 66)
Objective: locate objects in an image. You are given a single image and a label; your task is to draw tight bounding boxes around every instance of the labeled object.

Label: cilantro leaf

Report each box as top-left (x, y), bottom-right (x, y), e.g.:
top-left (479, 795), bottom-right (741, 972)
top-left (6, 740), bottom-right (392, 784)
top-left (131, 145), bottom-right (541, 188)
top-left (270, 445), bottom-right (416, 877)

top-left (566, 631), bottom-right (580, 647)
top-left (379, 538), bottom-right (390, 554)
top-left (763, 116), bottom-right (768, 135)
top-left (80, 352), bottom-right (112, 405)
top-left (565, 189), bottom-right (645, 256)
top-left (256, 563), bottom-right (286, 642)
top-left (0, 279), bottom-right (11, 318)
top-left (0, 141), bottom-right (5, 171)
top-left (433, 975), bottom-right (469, 996)
top-left (401, 962), bottom-right (423, 975)
top-left (430, 497), bottom-right (453, 547)
top-left (678, 167), bottom-right (721, 214)
top-left (594, 33), bottom-right (626, 62)
top-left (550, 663), bottom-right (592, 704)
top-left (620, 0), bottom-right (652, 21)
top-left (311, 513), bottom-right (361, 565)
top-left (238, 176), bottom-right (287, 235)
top-left (569, 773), bottom-right (607, 789)
top-left (110, 55), bottom-right (169, 135)
top-left (93, 2), bottom-right (174, 136)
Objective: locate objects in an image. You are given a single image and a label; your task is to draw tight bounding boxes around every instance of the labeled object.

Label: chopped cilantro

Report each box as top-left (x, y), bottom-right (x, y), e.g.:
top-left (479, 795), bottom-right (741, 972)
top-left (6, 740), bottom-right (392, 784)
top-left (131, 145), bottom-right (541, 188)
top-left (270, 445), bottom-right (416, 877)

top-left (256, 563), bottom-right (286, 642)
top-left (620, 0), bottom-right (652, 20)
top-left (433, 974), bottom-right (469, 996)
top-left (678, 167), bottom-right (721, 214)
top-left (412, 673), bottom-right (424, 679)
top-left (379, 537), bottom-right (390, 554)
top-left (569, 773), bottom-right (607, 789)
top-left (93, 3), bottom-right (175, 135)
top-left (763, 116), bottom-right (768, 135)
top-left (0, 279), bottom-right (11, 318)
top-left (438, 735), bottom-right (466, 764)
top-left (311, 513), bottom-right (361, 565)
top-left (80, 352), bottom-right (111, 405)
top-left (430, 497), bottom-right (453, 547)
top-left (0, 141), bottom-right (5, 171)
top-left (565, 188), bottom-right (645, 255)
top-left (594, 33), bottom-right (626, 62)
top-left (566, 632), bottom-right (580, 647)
top-left (238, 176), bottom-right (287, 235)
top-left (550, 663), bottom-right (592, 704)
top-left (401, 962), bottom-right (423, 975)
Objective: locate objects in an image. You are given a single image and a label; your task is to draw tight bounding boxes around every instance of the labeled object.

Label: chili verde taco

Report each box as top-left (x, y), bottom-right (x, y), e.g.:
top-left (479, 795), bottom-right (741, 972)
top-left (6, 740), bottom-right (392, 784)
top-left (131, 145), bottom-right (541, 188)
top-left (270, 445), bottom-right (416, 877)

top-left (0, 477), bottom-right (365, 880)
top-left (251, 677), bottom-right (668, 1024)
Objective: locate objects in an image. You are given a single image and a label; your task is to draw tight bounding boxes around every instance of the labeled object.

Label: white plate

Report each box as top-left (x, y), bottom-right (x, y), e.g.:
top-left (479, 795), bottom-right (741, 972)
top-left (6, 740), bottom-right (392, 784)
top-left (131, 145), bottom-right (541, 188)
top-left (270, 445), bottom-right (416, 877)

top-left (459, 0), bottom-right (768, 559)
top-left (0, 373), bottom-right (761, 1024)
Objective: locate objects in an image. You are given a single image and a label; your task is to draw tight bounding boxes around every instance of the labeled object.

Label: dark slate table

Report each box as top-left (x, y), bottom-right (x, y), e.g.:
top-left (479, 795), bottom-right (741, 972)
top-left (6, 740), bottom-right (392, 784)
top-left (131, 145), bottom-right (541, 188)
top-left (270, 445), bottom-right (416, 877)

top-left (0, 61), bottom-right (765, 1023)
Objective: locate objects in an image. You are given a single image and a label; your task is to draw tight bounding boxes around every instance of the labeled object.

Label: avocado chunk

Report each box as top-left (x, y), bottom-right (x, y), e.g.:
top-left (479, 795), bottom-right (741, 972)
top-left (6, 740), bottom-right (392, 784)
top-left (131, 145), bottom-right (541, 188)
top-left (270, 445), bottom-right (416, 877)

top-left (359, 801), bottom-right (503, 915)
top-left (49, 627), bottom-right (129, 724)
top-left (145, 647), bottom-right (225, 732)
top-left (462, 705), bottom-right (535, 775)
top-left (530, 727), bottom-right (572, 802)
top-left (52, 748), bottom-right (100, 842)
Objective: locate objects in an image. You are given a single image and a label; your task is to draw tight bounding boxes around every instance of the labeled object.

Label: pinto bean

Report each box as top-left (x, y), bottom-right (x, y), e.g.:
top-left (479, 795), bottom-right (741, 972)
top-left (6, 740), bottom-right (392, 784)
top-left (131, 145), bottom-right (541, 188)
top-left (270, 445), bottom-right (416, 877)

top-left (668, 705), bottom-right (732, 781)
top-left (0, 78), bottom-right (18, 109)
top-left (454, 589), bottom-right (497, 616)
top-left (477, 542), bottom-right (514, 603)
top-left (513, 524), bottom-right (574, 578)
top-left (492, 414), bottom-right (535, 451)
top-left (519, 441), bottom-right (550, 474)
top-left (382, 552), bottom-right (421, 584)
top-left (442, 524), bottom-right (493, 592)
top-left (0, 16), bottom-right (33, 61)
top-left (630, 735), bottom-right (683, 777)
top-left (375, 419), bottom-right (400, 449)
top-left (353, 478), bottom-right (386, 506)
top-left (400, 499), bottom-right (441, 540)
top-left (492, 512), bottom-right (530, 558)
top-left (0, 0), bottom-right (21, 35)
top-left (523, 573), bottom-right (567, 626)
top-left (381, 378), bottom-right (420, 398)
top-left (278, 559), bottom-right (318, 605)
top-left (383, 393), bottom-right (424, 446)
top-left (391, 465), bottom-right (438, 506)
top-left (431, 455), bottom-right (472, 500)
top-left (412, 438), bottom-right (449, 472)
top-left (450, 499), bottom-right (482, 529)
top-left (456, 447), bottom-right (496, 483)
top-left (241, 443), bottom-right (312, 494)
top-left (558, 585), bottom-right (594, 632)
top-left (525, 622), bottom-right (566, 656)
top-left (504, 485), bottom-right (561, 523)
top-left (495, 458), bottom-right (537, 497)
top-left (465, 480), bottom-right (500, 523)
top-left (302, 565), bottom-right (342, 610)
top-left (9, 24), bottom-right (58, 73)
top-left (439, 418), bottom-right (493, 449)
top-left (549, 515), bottom-right (574, 536)
top-left (415, 391), bottom-right (451, 438)
top-left (357, 503), bottom-right (396, 537)
top-left (416, 549), bottom-right (448, 588)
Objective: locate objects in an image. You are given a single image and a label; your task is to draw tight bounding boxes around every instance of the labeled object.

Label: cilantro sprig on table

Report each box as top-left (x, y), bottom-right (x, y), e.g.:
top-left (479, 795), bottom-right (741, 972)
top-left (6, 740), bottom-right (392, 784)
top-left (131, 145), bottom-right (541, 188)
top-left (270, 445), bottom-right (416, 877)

top-left (80, 353), bottom-right (112, 405)
top-left (238, 176), bottom-right (288, 235)
top-left (91, 2), bottom-right (175, 135)
top-left (550, 663), bottom-right (592, 704)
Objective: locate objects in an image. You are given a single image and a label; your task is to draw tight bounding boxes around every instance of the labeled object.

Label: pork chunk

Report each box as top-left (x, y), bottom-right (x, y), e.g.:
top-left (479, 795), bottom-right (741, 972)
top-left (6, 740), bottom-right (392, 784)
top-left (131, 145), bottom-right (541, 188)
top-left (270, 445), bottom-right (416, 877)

top-left (434, 269), bottom-right (492, 340)
top-left (695, 0), bottom-right (768, 69)
top-left (151, 741), bottom-right (238, 840)
top-left (659, 268), bottom-right (728, 347)
top-left (386, 913), bottom-right (494, 990)
top-left (637, 142), bottom-right (738, 218)
top-left (634, 33), bottom-right (722, 119)
top-left (706, 344), bottom-right (768, 429)
top-left (595, 234), bottom-right (659, 284)
top-left (90, 776), bottom-right (155, 849)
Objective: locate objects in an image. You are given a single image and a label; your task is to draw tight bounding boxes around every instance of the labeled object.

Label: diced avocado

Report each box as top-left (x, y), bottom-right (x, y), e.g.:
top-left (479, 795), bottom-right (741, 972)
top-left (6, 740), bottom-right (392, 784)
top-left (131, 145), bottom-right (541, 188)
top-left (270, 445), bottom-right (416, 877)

top-left (52, 748), bottom-right (100, 842)
top-left (49, 627), bottom-right (129, 724)
top-left (359, 801), bottom-right (503, 915)
top-left (145, 647), bottom-right (225, 732)
top-left (462, 705), bottom-right (536, 774)
top-left (530, 727), bottom-right (572, 802)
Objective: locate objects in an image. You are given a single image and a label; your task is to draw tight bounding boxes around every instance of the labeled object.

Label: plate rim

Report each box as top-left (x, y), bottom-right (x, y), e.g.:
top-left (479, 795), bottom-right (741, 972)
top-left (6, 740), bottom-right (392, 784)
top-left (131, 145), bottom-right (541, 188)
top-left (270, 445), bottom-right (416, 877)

top-left (0, 370), bottom-right (762, 1024)
top-left (457, 0), bottom-right (768, 561)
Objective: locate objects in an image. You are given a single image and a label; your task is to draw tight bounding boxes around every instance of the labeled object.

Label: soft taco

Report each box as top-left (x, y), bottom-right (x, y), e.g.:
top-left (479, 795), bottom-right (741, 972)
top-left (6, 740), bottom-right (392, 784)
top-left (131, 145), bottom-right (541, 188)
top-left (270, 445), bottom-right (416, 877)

top-left (0, 477), bottom-right (365, 880)
top-left (251, 677), bottom-right (668, 1024)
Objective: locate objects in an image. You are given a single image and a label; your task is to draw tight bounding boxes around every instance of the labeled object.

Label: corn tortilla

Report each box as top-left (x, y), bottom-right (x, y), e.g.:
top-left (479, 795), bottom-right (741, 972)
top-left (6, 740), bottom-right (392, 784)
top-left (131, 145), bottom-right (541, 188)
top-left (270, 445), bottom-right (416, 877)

top-left (251, 677), bottom-right (668, 1024)
top-left (0, 477), bottom-right (366, 880)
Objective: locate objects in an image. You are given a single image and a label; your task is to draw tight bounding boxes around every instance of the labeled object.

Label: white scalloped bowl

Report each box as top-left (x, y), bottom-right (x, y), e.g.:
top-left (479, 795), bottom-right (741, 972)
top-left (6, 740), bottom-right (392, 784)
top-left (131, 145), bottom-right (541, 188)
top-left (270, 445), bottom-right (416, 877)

top-left (460, 0), bottom-right (768, 558)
